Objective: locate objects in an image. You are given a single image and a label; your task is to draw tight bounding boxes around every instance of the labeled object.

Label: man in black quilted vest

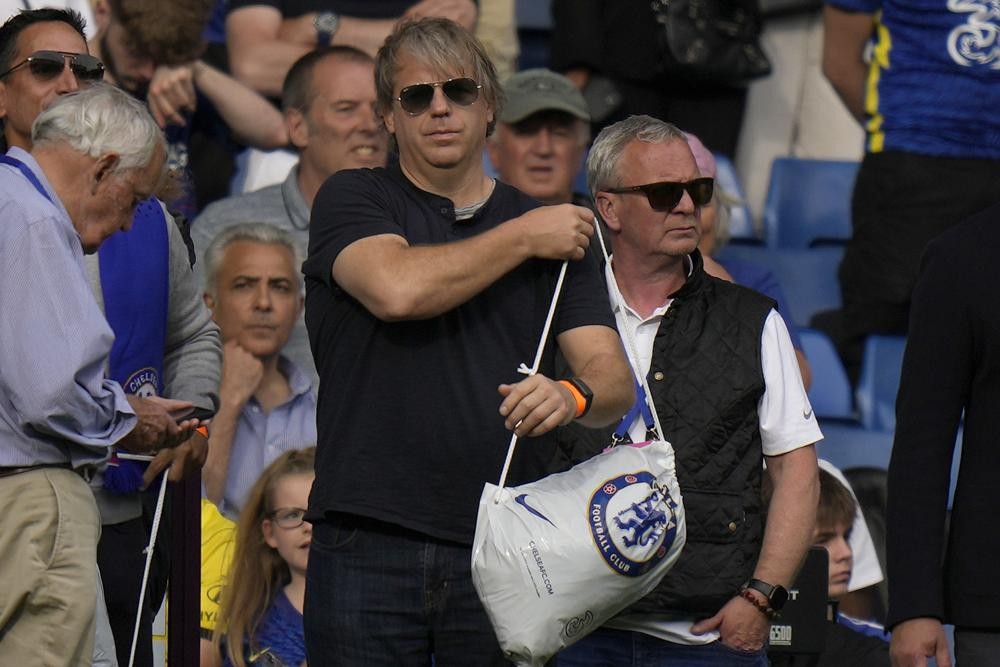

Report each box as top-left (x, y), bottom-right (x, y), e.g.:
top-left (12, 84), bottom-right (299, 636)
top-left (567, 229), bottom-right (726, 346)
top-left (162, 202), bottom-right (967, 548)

top-left (557, 115), bottom-right (821, 666)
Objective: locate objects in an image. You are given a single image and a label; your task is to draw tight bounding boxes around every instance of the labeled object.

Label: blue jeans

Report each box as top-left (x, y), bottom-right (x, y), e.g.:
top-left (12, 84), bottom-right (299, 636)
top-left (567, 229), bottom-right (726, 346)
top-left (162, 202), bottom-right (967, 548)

top-left (304, 513), bottom-right (509, 666)
top-left (556, 627), bottom-right (769, 667)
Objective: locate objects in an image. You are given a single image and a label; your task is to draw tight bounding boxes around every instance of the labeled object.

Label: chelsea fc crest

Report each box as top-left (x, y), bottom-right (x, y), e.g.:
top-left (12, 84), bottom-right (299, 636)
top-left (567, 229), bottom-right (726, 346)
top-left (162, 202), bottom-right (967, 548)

top-left (588, 471), bottom-right (679, 577)
top-left (124, 366), bottom-right (159, 397)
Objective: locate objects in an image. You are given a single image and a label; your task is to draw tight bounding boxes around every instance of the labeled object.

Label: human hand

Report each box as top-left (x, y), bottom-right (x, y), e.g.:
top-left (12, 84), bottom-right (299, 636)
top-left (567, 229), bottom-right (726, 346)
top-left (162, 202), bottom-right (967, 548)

top-left (219, 340), bottom-right (264, 410)
top-left (498, 374), bottom-right (577, 437)
top-left (517, 204), bottom-right (594, 262)
top-left (890, 617), bottom-right (951, 667)
top-left (403, 0), bottom-right (477, 29)
top-left (690, 594), bottom-right (770, 652)
top-left (141, 429), bottom-right (209, 487)
top-left (563, 67), bottom-right (591, 91)
top-left (147, 63), bottom-right (198, 128)
top-left (119, 395), bottom-right (199, 453)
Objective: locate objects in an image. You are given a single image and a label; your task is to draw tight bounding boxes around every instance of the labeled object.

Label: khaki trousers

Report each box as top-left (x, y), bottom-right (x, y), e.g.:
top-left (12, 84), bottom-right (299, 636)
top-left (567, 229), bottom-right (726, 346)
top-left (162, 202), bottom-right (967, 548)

top-left (0, 467), bottom-right (100, 666)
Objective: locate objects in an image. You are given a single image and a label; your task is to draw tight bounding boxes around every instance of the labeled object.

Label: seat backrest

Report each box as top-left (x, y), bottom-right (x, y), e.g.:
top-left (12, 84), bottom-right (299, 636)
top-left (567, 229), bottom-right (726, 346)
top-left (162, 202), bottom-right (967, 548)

top-left (714, 154), bottom-right (758, 242)
top-left (763, 157), bottom-right (859, 249)
top-left (716, 245), bottom-right (843, 327)
top-left (516, 0), bottom-right (553, 28)
top-left (855, 335), bottom-right (907, 432)
top-left (800, 328), bottom-right (854, 420)
top-left (768, 247), bottom-right (843, 327)
top-left (815, 422), bottom-right (894, 472)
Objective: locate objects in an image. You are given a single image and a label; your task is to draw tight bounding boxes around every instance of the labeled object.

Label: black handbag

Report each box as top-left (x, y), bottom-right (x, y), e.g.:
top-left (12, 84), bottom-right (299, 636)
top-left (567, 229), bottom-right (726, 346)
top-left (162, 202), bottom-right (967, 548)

top-left (650, 0), bottom-right (772, 84)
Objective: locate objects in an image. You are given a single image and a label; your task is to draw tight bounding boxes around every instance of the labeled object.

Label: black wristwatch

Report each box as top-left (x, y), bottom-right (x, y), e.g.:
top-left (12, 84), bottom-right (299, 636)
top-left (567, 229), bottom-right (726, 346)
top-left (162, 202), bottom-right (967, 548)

top-left (563, 377), bottom-right (594, 418)
top-left (745, 578), bottom-right (789, 611)
top-left (314, 11), bottom-right (340, 46)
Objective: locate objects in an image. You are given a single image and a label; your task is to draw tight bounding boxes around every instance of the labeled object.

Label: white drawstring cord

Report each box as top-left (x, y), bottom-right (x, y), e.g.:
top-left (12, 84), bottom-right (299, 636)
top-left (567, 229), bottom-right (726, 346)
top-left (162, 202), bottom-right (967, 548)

top-left (494, 259), bottom-right (569, 495)
top-left (126, 468), bottom-right (168, 667)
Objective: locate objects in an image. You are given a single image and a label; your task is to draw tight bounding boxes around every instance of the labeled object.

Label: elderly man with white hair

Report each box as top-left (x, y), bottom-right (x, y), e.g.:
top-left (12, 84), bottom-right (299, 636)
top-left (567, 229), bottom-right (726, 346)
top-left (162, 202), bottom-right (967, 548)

top-left (0, 83), bottom-right (202, 667)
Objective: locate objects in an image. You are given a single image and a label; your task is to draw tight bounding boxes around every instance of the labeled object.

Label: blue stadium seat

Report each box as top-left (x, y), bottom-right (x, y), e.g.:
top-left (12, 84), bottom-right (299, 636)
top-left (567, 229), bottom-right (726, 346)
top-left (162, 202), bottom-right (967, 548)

top-left (799, 328), bottom-right (854, 420)
top-left (816, 421), bottom-right (894, 472)
top-left (855, 335), bottom-right (907, 432)
top-left (715, 245), bottom-right (843, 327)
top-left (763, 157), bottom-right (859, 249)
top-left (516, 0), bottom-right (553, 70)
top-left (714, 154), bottom-right (758, 242)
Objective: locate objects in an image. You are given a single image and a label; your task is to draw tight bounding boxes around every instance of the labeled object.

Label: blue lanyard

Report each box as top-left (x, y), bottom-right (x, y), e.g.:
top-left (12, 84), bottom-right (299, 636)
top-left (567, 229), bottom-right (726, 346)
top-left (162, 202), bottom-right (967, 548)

top-left (613, 376), bottom-right (658, 443)
top-left (0, 154), bottom-right (54, 205)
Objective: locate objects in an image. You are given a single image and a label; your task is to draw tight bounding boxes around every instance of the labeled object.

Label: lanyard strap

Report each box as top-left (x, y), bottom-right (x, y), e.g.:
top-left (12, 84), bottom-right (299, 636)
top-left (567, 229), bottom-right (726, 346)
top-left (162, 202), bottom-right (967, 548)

top-left (0, 154), bottom-right (54, 204)
top-left (613, 376), bottom-right (657, 442)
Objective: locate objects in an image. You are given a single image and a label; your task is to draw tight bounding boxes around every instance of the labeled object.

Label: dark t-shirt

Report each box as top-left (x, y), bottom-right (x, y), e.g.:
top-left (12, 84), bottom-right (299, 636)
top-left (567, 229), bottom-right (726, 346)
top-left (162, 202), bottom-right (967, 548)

top-left (227, 0), bottom-right (415, 19)
top-left (302, 163), bottom-right (615, 543)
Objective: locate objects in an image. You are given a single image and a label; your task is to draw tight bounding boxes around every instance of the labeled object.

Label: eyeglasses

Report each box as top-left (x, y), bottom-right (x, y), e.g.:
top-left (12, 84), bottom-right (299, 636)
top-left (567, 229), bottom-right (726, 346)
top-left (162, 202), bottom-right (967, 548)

top-left (394, 77), bottom-right (482, 115)
top-left (0, 50), bottom-right (104, 83)
top-left (605, 177), bottom-right (715, 211)
top-left (268, 507), bottom-right (309, 529)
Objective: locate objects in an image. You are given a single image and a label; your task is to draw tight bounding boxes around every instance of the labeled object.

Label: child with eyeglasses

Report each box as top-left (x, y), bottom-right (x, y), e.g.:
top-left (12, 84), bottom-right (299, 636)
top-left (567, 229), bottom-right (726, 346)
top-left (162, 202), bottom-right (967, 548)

top-left (207, 448), bottom-right (315, 667)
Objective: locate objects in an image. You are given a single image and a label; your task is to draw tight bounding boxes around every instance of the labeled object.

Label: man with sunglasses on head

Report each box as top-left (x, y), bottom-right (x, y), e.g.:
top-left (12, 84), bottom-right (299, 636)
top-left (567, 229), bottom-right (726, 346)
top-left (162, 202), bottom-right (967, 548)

top-left (301, 17), bottom-right (634, 665)
top-left (556, 115), bottom-right (821, 667)
top-left (0, 9), bottom-right (222, 667)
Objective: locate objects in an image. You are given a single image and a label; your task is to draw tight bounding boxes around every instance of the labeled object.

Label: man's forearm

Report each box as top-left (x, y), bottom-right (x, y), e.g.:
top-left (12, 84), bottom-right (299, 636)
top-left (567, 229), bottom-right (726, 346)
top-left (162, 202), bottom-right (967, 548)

top-left (557, 325), bottom-right (635, 427)
top-left (756, 445), bottom-right (819, 587)
top-left (821, 5), bottom-right (875, 124)
top-left (202, 403), bottom-right (241, 504)
top-left (335, 207), bottom-right (591, 322)
top-left (162, 213), bottom-right (222, 409)
top-left (193, 62), bottom-right (288, 149)
top-left (334, 16), bottom-right (397, 56)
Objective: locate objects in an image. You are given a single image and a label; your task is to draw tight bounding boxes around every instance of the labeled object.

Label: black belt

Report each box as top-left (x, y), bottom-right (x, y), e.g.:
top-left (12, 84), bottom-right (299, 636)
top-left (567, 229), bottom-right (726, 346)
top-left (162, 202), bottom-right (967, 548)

top-left (0, 462), bottom-right (74, 479)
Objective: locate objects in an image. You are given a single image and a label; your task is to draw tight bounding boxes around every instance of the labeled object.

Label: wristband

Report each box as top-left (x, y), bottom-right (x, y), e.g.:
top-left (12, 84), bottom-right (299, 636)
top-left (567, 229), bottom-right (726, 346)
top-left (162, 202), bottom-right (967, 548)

top-left (557, 380), bottom-right (587, 418)
top-left (738, 588), bottom-right (776, 619)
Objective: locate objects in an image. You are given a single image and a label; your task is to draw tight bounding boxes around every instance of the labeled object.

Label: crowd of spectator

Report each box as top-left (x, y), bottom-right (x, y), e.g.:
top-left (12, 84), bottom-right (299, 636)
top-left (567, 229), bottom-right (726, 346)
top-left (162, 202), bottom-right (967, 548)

top-left (0, 2), bottom-right (997, 667)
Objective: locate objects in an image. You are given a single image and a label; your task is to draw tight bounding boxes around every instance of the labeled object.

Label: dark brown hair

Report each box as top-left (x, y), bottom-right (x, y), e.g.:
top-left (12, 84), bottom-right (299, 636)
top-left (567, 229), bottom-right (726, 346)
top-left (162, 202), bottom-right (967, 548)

top-left (106, 0), bottom-right (213, 65)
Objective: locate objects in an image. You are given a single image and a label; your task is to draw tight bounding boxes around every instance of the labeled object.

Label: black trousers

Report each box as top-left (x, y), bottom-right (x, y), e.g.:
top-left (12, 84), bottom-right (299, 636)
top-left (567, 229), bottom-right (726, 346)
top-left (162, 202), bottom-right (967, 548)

top-left (97, 490), bottom-right (172, 667)
top-left (814, 150), bottom-right (1000, 383)
top-left (955, 627), bottom-right (1000, 667)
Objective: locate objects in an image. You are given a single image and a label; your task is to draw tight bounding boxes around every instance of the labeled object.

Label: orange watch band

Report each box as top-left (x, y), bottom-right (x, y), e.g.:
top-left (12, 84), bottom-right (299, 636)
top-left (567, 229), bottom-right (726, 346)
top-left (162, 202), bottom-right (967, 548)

top-left (558, 379), bottom-right (587, 418)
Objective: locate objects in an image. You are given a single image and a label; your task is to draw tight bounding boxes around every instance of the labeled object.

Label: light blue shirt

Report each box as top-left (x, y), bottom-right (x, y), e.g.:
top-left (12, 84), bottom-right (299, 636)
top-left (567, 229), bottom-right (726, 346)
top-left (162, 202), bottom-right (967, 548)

top-left (218, 356), bottom-right (316, 519)
top-left (0, 148), bottom-right (136, 468)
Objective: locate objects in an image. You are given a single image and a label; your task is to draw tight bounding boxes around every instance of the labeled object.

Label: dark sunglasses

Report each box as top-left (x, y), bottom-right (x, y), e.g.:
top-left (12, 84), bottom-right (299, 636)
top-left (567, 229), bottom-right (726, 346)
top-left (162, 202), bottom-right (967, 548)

top-left (605, 177), bottom-right (714, 211)
top-left (0, 50), bottom-right (104, 83)
top-left (394, 77), bottom-right (482, 115)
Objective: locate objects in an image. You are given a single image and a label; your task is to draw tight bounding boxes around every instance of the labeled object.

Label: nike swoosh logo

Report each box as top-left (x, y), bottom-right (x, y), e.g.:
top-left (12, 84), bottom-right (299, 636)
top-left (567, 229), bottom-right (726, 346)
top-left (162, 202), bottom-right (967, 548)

top-left (803, 407), bottom-right (814, 420)
top-left (515, 493), bottom-right (557, 527)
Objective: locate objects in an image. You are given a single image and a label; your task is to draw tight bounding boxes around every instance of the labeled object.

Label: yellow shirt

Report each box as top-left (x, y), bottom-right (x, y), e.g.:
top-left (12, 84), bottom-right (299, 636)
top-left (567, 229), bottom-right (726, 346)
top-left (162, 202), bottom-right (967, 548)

top-left (200, 499), bottom-right (236, 633)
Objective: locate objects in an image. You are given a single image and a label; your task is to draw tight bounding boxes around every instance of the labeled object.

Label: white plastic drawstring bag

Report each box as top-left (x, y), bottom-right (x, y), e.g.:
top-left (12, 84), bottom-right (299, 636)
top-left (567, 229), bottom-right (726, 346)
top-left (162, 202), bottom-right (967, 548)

top-left (471, 249), bottom-right (686, 667)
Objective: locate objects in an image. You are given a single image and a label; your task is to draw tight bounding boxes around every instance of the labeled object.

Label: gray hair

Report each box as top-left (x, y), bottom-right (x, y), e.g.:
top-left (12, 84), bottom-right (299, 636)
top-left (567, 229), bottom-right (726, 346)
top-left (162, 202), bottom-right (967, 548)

top-left (586, 115), bottom-right (687, 195)
top-left (31, 83), bottom-right (165, 172)
top-left (203, 222), bottom-right (303, 295)
top-left (375, 17), bottom-right (504, 137)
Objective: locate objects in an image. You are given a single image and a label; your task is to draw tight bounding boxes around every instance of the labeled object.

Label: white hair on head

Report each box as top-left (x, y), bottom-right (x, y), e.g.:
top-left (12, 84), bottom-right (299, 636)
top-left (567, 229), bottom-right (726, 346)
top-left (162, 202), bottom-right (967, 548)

top-left (586, 114), bottom-right (686, 195)
top-left (31, 82), bottom-right (164, 172)
top-left (203, 222), bottom-right (303, 297)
